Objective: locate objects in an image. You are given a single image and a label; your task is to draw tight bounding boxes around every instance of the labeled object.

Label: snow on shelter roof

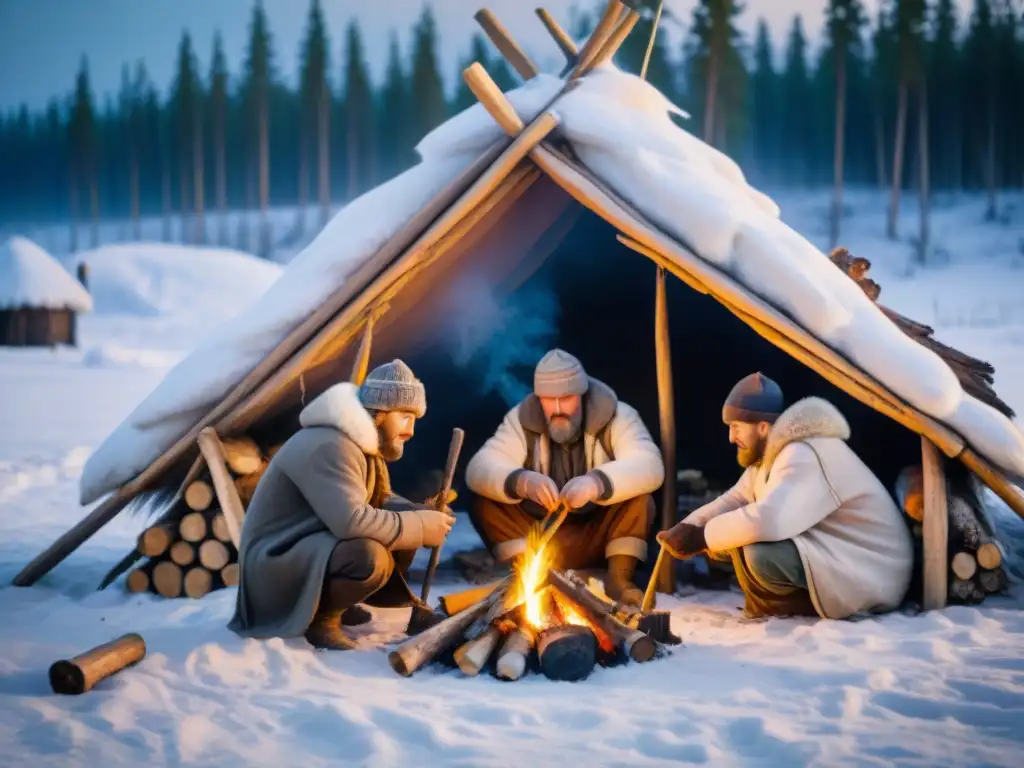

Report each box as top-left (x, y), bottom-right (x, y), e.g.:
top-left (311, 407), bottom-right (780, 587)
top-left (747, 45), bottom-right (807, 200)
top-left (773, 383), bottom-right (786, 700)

top-left (0, 236), bottom-right (92, 312)
top-left (78, 67), bottom-right (1024, 507)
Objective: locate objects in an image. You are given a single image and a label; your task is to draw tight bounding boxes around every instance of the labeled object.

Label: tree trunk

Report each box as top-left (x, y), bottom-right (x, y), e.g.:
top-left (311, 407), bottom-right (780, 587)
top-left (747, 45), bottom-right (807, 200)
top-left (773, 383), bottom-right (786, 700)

top-left (984, 89), bottom-right (997, 221)
top-left (917, 82), bottom-right (930, 264)
top-left (874, 93), bottom-right (888, 190)
top-left (193, 110), bottom-right (205, 245)
top-left (831, 52), bottom-right (847, 248)
top-left (258, 94), bottom-right (270, 258)
top-left (317, 83), bottom-right (331, 228)
top-left (887, 79), bottom-right (909, 240)
top-left (703, 48), bottom-right (720, 144)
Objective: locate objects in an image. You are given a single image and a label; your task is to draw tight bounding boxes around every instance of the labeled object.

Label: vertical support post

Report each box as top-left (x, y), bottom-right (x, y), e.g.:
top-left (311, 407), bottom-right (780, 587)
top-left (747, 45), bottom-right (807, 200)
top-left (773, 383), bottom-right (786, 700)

top-left (921, 436), bottom-right (948, 610)
top-left (654, 266), bottom-right (676, 593)
top-left (349, 314), bottom-right (375, 386)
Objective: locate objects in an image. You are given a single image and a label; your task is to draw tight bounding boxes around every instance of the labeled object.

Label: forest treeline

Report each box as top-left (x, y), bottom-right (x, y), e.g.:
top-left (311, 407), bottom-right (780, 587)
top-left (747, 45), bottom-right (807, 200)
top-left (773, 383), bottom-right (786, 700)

top-left (0, 0), bottom-right (1020, 256)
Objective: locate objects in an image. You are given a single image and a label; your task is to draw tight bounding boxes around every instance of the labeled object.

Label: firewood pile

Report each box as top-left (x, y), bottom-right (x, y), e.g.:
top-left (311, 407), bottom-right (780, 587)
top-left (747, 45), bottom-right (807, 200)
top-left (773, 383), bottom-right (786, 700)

top-left (897, 466), bottom-right (1009, 605)
top-left (123, 436), bottom-right (277, 599)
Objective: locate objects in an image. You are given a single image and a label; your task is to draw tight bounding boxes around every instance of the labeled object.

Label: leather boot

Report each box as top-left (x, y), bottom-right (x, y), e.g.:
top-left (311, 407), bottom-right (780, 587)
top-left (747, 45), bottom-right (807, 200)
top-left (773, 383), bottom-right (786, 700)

top-left (340, 604), bottom-right (373, 626)
top-left (605, 555), bottom-right (644, 609)
top-left (305, 609), bottom-right (359, 650)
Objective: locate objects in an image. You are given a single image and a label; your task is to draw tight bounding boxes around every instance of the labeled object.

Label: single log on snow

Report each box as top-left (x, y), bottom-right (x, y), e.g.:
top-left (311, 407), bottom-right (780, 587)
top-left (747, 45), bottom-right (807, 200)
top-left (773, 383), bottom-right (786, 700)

top-left (496, 624), bottom-right (536, 681)
top-left (950, 551), bottom-right (977, 581)
top-left (454, 626), bottom-right (503, 676)
top-left (152, 561), bottom-right (183, 598)
top-left (537, 625), bottom-right (597, 681)
top-left (221, 562), bottom-right (239, 587)
top-left (979, 568), bottom-right (1007, 594)
top-left (179, 512), bottom-right (207, 543)
top-left (125, 567), bottom-right (150, 594)
top-left (198, 539), bottom-right (230, 571)
top-left (184, 480), bottom-right (214, 511)
top-left (169, 540), bottom-right (196, 567)
top-left (220, 436), bottom-right (264, 475)
top-left (183, 566), bottom-right (213, 599)
top-left (49, 633), bottom-right (146, 695)
top-left (389, 577), bottom-right (511, 677)
top-left (138, 524), bottom-right (175, 557)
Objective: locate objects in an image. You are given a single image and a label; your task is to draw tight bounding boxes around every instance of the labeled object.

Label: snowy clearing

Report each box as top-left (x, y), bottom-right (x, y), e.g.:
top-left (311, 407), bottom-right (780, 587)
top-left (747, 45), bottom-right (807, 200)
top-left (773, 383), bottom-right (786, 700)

top-left (0, 190), bottom-right (1022, 767)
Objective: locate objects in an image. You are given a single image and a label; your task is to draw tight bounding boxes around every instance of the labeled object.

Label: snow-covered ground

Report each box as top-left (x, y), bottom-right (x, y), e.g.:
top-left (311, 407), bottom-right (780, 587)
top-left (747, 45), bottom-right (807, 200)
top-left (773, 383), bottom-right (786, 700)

top-left (1, 190), bottom-right (1023, 767)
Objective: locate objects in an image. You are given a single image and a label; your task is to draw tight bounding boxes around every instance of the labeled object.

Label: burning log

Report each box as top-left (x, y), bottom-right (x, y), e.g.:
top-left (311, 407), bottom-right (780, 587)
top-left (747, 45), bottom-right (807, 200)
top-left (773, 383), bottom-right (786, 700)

top-left (548, 570), bottom-right (656, 663)
top-left (184, 480), bottom-right (214, 511)
top-left (454, 626), bottom-right (503, 677)
top-left (439, 582), bottom-right (501, 616)
top-left (49, 633), bottom-right (146, 695)
top-left (950, 551), bottom-right (977, 581)
top-left (389, 576), bottom-right (512, 677)
top-left (496, 624), bottom-right (536, 681)
top-left (220, 436), bottom-right (264, 475)
top-left (537, 625), bottom-right (597, 682)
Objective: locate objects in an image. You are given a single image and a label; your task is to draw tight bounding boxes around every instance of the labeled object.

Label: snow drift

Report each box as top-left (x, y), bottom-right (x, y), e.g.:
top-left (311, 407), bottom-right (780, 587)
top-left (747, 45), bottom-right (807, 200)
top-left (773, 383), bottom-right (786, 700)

top-left (78, 66), bottom-right (1024, 506)
top-left (0, 236), bottom-right (92, 312)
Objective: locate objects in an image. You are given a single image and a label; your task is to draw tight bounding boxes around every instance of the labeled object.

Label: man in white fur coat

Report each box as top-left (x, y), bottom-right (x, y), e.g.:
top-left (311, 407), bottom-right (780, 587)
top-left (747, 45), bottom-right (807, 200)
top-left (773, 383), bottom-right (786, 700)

top-left (466, 349), bottom-right (664, 607)
top-left (228, 360), bottom-right (455, 649)
top-left (658, 373), bottom-right (914, 619)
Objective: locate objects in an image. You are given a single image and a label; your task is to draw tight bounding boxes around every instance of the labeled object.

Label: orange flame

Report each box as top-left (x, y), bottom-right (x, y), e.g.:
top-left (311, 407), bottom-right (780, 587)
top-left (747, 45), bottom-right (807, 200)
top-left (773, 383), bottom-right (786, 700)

top-left (514, 525), bottom-right (555, 628)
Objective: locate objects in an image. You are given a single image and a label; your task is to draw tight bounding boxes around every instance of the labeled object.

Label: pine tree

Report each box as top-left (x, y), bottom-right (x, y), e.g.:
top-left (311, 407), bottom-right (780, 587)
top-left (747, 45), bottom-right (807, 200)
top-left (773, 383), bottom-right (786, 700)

top-left (209, 33), bottom-right (230, 242)
top-left (451, 34), bottom-right (494, 114)
top-left (887, 0), bottom-right (927, 241)
top-left (378, 32), bottom-right (411, 183)
top-left (408, 7), bottom-right (448, 154)
top-left (70, 56), bottom-right (98, 249)
top-left (823, 0), bottom-right (868, 245)
top-left (299, 0), bottom-right (330, 231)
top-left (781, 16), bottom-right (813, 184)
top-left (342, 20), bottom-right (374, 199)
top-left (870, 4), bottom-right (897, 189)
top-left (750, 19), bottom-right (779, 183)
top-left (120, 62), bottom-right (147, 238)
top-left (928, 0), bottom-right (961, 190)
top-left (685, 0), bottom-right (747, 151)
top-left (172, 31), bottom-right (205, 243)
top-left (243, 0), bottom-right (275, 256)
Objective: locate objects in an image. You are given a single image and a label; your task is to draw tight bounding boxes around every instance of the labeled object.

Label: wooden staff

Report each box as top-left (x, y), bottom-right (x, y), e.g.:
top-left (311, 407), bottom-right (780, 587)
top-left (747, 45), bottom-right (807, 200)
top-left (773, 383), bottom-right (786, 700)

top-left (49, 633), bottom-right (146, 694)
top-left (642, 544), bottom-right (666, 612)
top-left (420, 427), bottom-right (465, 604)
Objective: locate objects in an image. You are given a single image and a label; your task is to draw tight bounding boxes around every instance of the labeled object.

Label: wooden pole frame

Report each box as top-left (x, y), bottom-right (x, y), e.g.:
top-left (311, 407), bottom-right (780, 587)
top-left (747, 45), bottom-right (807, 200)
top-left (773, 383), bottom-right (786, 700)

top-left (474, 9), bottom-right (540, 80)
top-left (921, 437), bottom-right (949, 609)
top-left (196, 428), bottom-right (245, 547)
top-left (535, 8), bottom-right (578, 68)
top-left (653, 266), bottom-right (676, 594)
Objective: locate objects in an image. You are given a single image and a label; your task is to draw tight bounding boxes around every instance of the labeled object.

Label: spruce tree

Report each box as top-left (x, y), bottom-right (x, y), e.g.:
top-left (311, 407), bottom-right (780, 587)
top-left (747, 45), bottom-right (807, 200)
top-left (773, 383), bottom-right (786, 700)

top-left (408, 7), bottom-right (448, 154)
top-left (172, 31), bottom-right (202, 241)
top-left (299, 0), bottom-right (330, 229)
top-left (70, 56), bottom-right (98, 249)
top-left (451, 34), bottom-right (494, 115)
top-left (243, 0), bottom-right (275, 255)
top-left (209, 33), bottom-right (230, 240)
top-left (928, 0), bottom-right (961, 190)
top-left (378, 32), bottom-right (411, 182)
top-left (750, 19), bottom-right (779, 183)
top-left (870, 4), bottom-right (898, 189)
top-left (342, 20), bottom-right (374, 199)
top-left (685, 0), bottom-right (747, 151)
top-left (781, 16), bottom-right (813, 184)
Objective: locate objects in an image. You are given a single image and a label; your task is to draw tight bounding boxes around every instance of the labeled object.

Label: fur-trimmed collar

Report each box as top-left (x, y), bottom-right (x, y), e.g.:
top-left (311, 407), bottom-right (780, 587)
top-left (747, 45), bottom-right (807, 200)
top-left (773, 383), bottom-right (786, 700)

top-left (518, 377), bottom-right (619, 437)
top-left (299, 382), bottom-right (380, 455)
top-left (762, 397), bottom-right (850, 472)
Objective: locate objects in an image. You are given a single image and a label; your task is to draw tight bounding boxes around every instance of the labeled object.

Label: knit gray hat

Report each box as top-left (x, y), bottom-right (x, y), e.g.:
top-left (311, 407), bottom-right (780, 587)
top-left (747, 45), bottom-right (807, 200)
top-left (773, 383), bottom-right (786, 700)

top-left (359, 359), bottom-right (426, 417)
top-left (534, 349), bottom-right (589, 398)
top-left (722, 372), bottom-right (784, 424)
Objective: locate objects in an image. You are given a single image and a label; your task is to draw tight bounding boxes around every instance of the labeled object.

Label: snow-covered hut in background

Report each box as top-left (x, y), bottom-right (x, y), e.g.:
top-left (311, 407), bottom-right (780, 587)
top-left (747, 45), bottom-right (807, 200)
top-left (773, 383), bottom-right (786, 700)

top-left (11, 3), bottom-right (1024, 612)
top-left (0, 235), bottom-right (92, 347)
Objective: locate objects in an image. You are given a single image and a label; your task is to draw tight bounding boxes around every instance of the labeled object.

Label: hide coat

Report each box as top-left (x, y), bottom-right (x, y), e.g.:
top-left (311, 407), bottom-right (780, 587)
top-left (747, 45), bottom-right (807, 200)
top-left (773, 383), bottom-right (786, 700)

top-left (228, 382), bottom-right (423, 639)
top-left (685, 397), bottom-right (914, 619)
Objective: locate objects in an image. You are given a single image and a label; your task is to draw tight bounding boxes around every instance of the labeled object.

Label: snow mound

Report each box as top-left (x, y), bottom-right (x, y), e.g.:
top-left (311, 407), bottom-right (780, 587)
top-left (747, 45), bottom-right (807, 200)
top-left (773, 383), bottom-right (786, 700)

top-left (82, 343), bottom-right (183, 370)
top-left (0, 235), bottom-right (92, 312)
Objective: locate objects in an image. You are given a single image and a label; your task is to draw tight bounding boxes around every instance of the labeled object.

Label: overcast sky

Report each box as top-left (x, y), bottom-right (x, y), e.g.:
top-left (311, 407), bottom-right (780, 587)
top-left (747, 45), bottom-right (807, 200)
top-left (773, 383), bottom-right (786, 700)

top-left (0, 1), bottom-right (976, 111)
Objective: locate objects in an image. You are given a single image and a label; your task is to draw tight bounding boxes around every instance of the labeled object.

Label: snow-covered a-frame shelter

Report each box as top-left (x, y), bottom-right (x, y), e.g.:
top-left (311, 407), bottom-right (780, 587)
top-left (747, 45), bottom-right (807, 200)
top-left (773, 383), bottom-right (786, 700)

top-left (0, 235), bottom-right (92, 347)
top-left (13, 3), bottom-right (1024, 611)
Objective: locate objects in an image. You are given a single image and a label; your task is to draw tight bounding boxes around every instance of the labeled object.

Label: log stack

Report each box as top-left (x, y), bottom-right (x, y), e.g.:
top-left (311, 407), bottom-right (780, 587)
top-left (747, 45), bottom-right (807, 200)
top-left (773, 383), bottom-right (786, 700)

top-left (124, 436), bottom-right (275, 599)
top-left (896, 465), bottom-right (1009, 606)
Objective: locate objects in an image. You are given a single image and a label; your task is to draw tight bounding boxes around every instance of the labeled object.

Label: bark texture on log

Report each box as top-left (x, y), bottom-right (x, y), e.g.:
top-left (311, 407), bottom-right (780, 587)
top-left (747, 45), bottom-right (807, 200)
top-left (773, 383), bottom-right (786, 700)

top-left (49, 633), bottom-right (146, 695)
top-left (537, 625), bottom-right (597, 681)
top-left (979, 568), bottom-right (1006, 594)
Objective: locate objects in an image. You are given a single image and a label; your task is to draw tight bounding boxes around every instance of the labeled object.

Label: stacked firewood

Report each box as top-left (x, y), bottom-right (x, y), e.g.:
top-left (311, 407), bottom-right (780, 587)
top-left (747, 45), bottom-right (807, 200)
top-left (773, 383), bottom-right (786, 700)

top-left (897, 466), bottom-right (1009, 605)
top-left (125, 436), bottom-right (276, 599)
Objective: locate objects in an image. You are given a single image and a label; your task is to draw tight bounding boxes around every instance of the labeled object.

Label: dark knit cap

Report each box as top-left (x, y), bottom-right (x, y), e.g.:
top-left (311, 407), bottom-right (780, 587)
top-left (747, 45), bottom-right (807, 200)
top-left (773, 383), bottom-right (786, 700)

top-left (722, 372), bottom-right (784, 424)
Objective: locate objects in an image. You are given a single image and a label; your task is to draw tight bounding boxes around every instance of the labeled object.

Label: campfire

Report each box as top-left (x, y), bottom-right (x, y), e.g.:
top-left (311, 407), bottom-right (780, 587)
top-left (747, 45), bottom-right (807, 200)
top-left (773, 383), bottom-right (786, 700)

top-left (389, 511), bottom-right (678, 682)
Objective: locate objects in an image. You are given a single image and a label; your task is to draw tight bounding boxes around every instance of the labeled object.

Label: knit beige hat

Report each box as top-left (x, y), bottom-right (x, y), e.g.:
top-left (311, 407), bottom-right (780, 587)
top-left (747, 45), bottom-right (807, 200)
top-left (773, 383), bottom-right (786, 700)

top-left (534, 349), bottom-right (589, 398)
top-left (359, 359), bottom-right (427, 417)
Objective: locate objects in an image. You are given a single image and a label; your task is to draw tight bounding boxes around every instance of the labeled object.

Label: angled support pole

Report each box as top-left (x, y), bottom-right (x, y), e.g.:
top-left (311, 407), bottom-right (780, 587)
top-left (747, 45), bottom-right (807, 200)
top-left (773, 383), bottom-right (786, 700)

top-left (535, 8), bottom-right (579, 68)
top-left (590, 8), bottom-right (641, 70)
top-left (474, 9), bottom-right (540, 80)
top-left (921, 437), bottom-right (949, 610)
top-left (349, 302), bottom-right (389, 386)
top-left (197, 428), bottom-right (245, 548)
top-left (568, 1), bottom-right (627, 80)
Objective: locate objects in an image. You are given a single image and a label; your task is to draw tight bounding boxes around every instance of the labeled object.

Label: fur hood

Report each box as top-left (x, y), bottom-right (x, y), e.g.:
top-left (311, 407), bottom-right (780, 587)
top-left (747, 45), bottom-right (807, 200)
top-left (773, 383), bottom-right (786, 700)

top-left (298, 382), bottom-right (379, 455)
top-left (517, 377), bottom-right (619, 437)
top-left (762, 397), bottom-right (850, 473)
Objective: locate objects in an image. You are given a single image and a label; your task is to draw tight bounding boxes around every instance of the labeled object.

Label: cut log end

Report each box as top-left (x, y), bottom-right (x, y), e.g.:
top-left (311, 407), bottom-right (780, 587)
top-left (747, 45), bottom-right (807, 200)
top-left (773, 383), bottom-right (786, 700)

top-left (183, 567), bottom-right (213, 599)
top-left (125, 568), bottom-right (150, 594)
top-left (179, 512), bottom-right (207, 543)
top-left (184, 480), bottom-right (214, 511)
top-left (211, 513), bottom-right (231, 543)
top-left (537, 624), bottom-right (597, 681)
top-left (152, 561), bottom-right (183, 598)
top-left (221, 436), bottom-right (264, 475)
top-left (169, 540), bottom-right (195, 567)
top-left (979, 568), bottom-right (1007, 594)
top-left (951, 551), bottom-right (977, 581)
top-left (138, 524), bottom-right (174, 557)
top-left (198, 540), bottom-right (230, 571)
top-left (977, 542), bottom-right (1002, 571)
top-left (49, 633), bottom-right (146, 695)
top-left (221, 562), bottom-right (239, 587)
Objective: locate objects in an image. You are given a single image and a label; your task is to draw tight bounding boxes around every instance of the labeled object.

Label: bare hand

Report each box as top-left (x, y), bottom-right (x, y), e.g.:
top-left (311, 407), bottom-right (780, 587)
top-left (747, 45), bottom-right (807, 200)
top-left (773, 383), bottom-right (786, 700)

top-left (515, 470), bottom-right (560, 512)
top-left (560, 473), bottom-right (603, 510)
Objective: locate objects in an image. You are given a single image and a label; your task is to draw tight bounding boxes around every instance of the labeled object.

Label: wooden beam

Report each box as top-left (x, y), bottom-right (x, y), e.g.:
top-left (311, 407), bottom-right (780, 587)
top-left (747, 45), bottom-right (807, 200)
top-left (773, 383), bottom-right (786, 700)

top-left (463, 62), bottom-right (525, 135)
top-left (474, 9), bottom-right (540, 80)
top-left (567, 1), bottom-right (626, 80)
top-left (654, 265), bottom-right (676, 594)
top-left (348, 313), bottom-right (376, 386)
top-left (196, 428), bottom-right (245, 547)
top-left (589, 9), bottom-right (641, 69)
top-left (959, 448), bottom-right (1024, 522)
top-left (921, 437), bottom-right (949, 610)
top-left (535, 8), bottom-right (579, 65)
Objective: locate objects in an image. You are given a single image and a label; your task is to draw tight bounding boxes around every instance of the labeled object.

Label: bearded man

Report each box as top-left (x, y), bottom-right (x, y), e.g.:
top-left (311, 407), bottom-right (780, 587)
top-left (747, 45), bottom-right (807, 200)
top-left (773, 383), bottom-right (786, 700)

top-left (466, 349), bottom-right (664, 607)
top-left (658, 373), bottom-right (913, 620)
top-left (228, 360), bottom-right (455, 649)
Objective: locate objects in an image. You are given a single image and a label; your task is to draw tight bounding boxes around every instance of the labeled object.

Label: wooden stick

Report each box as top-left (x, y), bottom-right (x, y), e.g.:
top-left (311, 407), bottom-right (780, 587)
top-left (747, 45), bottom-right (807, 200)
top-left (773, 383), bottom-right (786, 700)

top-left (535, 8), bottom-right (578, 65)
top-left (463, 63), bottom-right (525, 135)
top-left (654, 264), bottom-right (676, 594)
top-left (454, 625), bottom-right (503, 676)
top-left (221, 562), bottom-right (239, 587)
top-left (922, 437), bottom-right (949, 610)
top-left (348, 314), bottom-right (375, 386)
top-left (389, 577), bottom-right (511, 677)
top-left (439, 581), bottom-right (502, 616)
top-left (138, 524), bottom-right (175, 557)
top-left (125, 567), bottom-right (150, 594)
top-left (496, 624), bottom-right (535, 681)
top-left (198, 539), bottom-right (230, 571)
top-left (49, 633), bottom-right (146, 695)
top-left (184, 480), bottom-right (214, 511)
top-left (178, 511), bottom-right (207, 543)
top-left (152, 561), bottom-right (183, 598)
top-left (589, 9), bottom-right (640, 69)
top-left (474, 9), bottom-right (540, 80)
top-left (642, 544), bottom-right (666, 612)
top-left (568, 1), bottom-right (625, 80)
top-left (183, 566), bottom-right (213, 599)
top-left (421, 427), bottom-right (466, 603)
top-left (169, 540), bottom-right (196, 567)
top-left (950, 551), bottom-right (977, 581)
top-left (639, 0), bottom-right (666, 79)
top-left (196, 427), bottom-right (245, 547)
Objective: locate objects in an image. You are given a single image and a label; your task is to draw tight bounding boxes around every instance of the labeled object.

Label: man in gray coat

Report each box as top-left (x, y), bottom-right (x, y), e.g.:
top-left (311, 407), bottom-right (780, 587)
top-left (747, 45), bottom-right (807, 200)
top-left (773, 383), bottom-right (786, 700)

top-left (228, 360), bottom-right (455, 650)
